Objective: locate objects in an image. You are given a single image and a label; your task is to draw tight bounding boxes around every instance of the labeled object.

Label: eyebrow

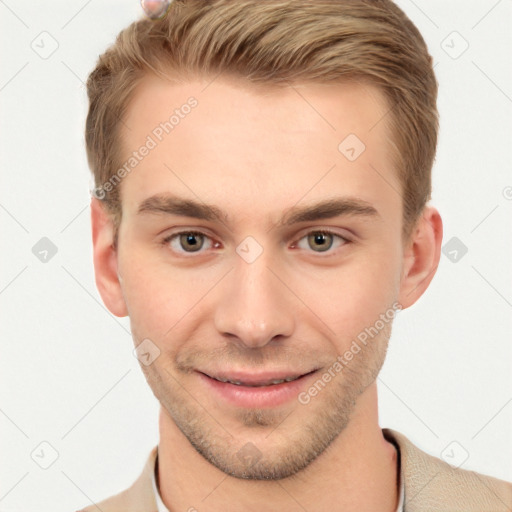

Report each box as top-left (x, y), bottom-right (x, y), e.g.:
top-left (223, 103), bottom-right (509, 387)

top-left (136, 194), bottom-right (380, 226)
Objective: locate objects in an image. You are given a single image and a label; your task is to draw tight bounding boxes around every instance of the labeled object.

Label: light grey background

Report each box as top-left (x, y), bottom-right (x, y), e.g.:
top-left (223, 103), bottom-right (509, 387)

top-left (1, 1), bottom-right (511, 511)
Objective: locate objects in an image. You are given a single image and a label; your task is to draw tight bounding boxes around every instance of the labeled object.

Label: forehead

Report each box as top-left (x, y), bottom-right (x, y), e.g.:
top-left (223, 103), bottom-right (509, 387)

top-left (118, 74), bottom-right (400, 227)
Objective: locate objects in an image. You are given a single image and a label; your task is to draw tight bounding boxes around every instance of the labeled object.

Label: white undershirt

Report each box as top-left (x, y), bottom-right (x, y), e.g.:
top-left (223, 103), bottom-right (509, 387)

top-left (151, 449), bottom-right (405, 512)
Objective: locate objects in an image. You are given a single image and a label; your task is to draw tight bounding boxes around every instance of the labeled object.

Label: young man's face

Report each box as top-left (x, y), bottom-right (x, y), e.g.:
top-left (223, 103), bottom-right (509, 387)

top-left (92, 75), bottom-right (437, 479)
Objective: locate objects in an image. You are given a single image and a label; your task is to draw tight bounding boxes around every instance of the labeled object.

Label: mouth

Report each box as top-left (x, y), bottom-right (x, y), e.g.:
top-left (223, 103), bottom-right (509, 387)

top-left (196, 369), bottom-right (320, 408)
top-left (199, 370), bottom-right (317, 387)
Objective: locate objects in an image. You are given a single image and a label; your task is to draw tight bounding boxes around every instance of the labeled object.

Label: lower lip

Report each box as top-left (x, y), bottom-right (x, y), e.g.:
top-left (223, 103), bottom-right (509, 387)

top-left (197, 371), bottom-right (318, 408)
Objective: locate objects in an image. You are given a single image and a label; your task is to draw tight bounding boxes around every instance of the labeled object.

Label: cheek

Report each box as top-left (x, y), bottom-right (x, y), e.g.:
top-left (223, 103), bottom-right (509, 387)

top-left (293, 248), bottom-right (401, 338)
top-left (118, 247), bottom-right (217, 340)
top-left (118, 246), bottom-right (175, 336)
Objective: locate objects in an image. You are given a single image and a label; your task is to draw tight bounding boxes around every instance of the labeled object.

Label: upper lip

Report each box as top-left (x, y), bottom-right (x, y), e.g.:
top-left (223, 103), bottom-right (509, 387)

top-left (198, 369), bottom-right (317, 385)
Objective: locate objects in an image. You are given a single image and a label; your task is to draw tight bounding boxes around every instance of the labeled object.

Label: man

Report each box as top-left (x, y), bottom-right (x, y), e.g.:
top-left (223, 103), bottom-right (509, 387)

top-left (81, 0), bottom-right (512, 510)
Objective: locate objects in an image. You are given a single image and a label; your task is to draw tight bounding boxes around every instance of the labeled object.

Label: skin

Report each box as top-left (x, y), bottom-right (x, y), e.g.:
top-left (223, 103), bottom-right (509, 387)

top-left (141, 0), bottom-right (169, 19)
top-left (91, 74), bottom-right (442, 511)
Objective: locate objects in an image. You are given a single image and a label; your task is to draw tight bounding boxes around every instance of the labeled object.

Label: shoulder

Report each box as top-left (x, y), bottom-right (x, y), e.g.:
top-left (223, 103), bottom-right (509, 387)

top-left (383, 428), bottom-right (512, 512)
top-left (75, 446), bottom-right (158, 512)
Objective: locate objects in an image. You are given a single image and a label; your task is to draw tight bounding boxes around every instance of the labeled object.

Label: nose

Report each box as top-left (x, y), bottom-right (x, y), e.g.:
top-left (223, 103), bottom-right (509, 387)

top-left (213, 251), bottom-right (295, 348)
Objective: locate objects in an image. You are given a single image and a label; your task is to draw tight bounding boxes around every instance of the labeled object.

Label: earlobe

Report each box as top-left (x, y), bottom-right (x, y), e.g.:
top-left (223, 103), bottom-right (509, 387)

top-left (90, 197), bottom-right (128, 317)
top-left (398, 206), bottom-right (443, 309)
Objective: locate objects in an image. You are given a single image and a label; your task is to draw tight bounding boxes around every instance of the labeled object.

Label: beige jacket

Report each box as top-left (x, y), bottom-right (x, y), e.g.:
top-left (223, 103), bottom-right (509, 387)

top-left (78, 428), bottom-right (512, 511)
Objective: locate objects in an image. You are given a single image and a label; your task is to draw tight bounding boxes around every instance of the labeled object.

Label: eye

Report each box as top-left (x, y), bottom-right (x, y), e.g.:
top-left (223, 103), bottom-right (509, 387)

top-left (160, 228), bottom-right (350, 257)
top-left (161, 231), bottom-right (217, 255)
top-left (294, 229), bottom-right (350, 254)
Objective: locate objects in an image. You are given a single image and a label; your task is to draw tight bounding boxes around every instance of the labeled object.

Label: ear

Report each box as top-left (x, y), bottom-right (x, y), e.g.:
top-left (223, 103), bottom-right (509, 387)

top-left (398, 206), bottom-right (443, 309)
top-left (90, 197), bottom-right (128, 317)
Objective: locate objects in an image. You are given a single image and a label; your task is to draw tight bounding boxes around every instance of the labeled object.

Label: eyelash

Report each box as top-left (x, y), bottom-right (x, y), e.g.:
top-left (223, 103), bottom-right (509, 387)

top-left (159, 229), bottom-right (351, 257)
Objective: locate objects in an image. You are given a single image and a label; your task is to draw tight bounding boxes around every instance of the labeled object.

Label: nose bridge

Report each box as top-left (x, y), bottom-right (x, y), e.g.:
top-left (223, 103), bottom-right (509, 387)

top-left (214, 248), bottom-right (294, 348)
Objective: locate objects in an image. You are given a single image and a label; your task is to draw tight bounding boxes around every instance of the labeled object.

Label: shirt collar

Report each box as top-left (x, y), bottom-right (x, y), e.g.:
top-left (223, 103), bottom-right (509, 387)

top-left (152, 447), bottom-right (170, 512)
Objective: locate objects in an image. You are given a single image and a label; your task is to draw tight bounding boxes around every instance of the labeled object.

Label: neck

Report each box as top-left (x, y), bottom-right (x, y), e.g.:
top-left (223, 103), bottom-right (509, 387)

top-left (157, 383), bottom-right (398, 512)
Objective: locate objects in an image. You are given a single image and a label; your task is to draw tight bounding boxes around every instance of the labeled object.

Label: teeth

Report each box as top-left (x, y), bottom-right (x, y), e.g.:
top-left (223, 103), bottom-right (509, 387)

top-left (214, 376), bottom-right (300, 386)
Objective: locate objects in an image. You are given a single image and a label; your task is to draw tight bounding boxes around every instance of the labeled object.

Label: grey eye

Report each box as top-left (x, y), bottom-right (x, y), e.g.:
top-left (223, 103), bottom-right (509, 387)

top-left (307, 232), bottom-right (334, 252)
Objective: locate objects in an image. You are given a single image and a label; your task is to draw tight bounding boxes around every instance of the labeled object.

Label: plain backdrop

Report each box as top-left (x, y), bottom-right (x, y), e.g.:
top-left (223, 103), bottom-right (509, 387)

top-left (1, 1), bottom-right (511, 511)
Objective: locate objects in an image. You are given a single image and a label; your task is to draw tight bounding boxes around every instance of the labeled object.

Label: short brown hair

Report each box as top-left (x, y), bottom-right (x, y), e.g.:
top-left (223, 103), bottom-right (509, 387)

top-left (85, 0), bottom-right (438, 247)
